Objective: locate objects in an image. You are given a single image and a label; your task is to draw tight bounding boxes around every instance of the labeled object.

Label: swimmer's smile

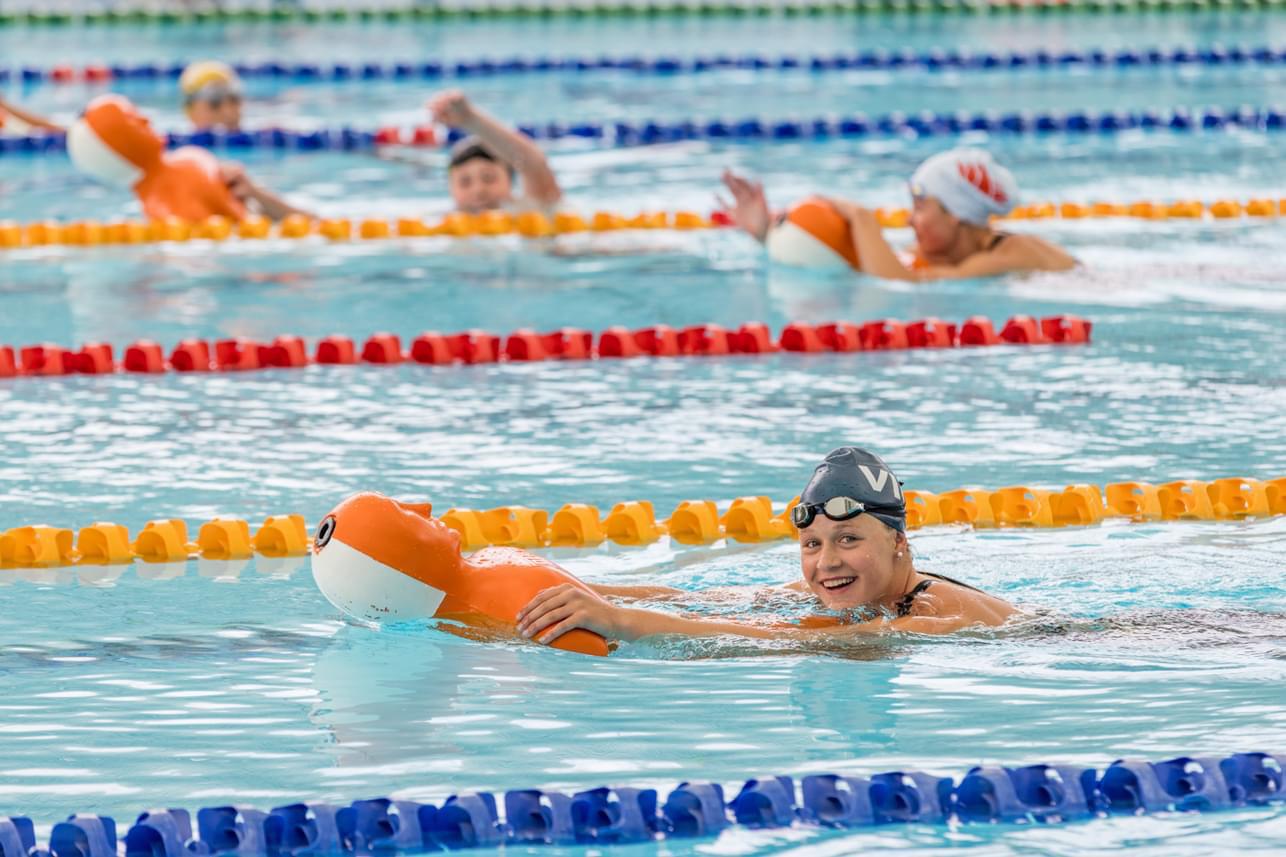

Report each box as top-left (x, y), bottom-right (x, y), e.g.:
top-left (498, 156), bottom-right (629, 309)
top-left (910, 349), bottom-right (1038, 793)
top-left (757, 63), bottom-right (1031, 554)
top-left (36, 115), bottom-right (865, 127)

top-left (821, 576), bottom-right (857, 591)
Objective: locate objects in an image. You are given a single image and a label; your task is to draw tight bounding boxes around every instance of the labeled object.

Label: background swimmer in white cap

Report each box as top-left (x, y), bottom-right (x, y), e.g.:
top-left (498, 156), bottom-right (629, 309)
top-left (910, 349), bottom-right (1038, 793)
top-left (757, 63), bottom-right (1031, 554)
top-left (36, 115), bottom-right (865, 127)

top-left (427, 89), bottom-right (561, 214)
top-left (722, 147), bottom-right (1077, 280)
top-left (517, 446), bottom-right (1016, 645)
top-left (180, 60), bottom-right (244, 133)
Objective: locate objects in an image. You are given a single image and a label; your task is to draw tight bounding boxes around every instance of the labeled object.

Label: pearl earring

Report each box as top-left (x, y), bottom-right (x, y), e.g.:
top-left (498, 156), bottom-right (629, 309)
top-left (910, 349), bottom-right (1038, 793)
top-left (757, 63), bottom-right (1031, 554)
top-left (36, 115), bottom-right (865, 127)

top-left (896, 551), bottom-right (903, 558)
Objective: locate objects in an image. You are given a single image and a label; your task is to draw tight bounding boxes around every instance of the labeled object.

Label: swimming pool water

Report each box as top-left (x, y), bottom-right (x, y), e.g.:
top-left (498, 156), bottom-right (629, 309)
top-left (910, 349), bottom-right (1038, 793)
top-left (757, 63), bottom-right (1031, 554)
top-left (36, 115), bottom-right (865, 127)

top-left (1, 10), bottom-right (1284, 856)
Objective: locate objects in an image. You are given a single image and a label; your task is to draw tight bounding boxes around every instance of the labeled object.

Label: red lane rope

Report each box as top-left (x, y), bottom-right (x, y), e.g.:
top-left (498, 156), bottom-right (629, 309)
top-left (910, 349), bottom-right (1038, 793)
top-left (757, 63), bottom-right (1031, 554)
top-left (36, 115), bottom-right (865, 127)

top-left (0, 315), bottom-right (1091, 379)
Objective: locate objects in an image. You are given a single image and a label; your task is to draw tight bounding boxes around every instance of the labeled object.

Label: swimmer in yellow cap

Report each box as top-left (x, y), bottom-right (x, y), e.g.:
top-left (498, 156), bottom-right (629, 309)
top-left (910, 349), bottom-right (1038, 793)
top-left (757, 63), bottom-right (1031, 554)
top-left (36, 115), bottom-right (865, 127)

top-left (517, 447), bottom-right (1016, 645)
top-left (722, 147), bottom-right (1077, 280)
top-left (0, 60), bottom-right (243, 137)
top-left (180, 60), bottom-right (244, 133)
top-left (427, 89), bottom-right (561, 214)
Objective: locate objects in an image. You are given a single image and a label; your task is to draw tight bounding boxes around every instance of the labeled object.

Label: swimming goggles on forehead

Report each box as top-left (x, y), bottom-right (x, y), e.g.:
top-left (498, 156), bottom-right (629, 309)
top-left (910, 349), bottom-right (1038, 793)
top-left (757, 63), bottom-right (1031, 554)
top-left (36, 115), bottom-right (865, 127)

top-left (791, 496), bottom-right (905, 529)
top-left (187, 85), bottom-right (243, 108)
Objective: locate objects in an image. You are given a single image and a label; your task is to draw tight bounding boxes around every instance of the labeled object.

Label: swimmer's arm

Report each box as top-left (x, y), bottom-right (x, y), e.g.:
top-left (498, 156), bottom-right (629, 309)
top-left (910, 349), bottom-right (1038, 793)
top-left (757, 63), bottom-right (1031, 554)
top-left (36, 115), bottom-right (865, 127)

top-left (0, 98), bottom-right (64, 133)
top-left (222, 163), bottom-right (313, 221)
top-left (586, 583), bottom-right (686, 601)
top-left (834, 200), bottom-right (1079, 280)
top-left (457, 105), bottom-right (561, 207)
top-left (819, 200), bottom-right (919, 280)
top-left (612, 608), bottom-right (778, 641)
top-left (242, 184), bottom-right (312, 222)
top-left (910, 245), bottom-right (1044, 281)
top-left (518, 584), bottom-right (776, 643)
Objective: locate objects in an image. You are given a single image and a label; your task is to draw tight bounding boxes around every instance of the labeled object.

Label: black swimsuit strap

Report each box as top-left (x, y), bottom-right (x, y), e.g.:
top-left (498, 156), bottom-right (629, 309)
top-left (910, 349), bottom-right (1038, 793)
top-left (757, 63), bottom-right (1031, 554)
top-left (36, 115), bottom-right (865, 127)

top-left (894, 571), bottom-right (987, 618)
top-left (895, 579), bottom-right (935, 617)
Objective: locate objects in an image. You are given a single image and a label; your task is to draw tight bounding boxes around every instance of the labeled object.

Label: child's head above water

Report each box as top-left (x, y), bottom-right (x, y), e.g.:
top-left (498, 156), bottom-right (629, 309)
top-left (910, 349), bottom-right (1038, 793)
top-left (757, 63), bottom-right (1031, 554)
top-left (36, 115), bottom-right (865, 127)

top-left (908, 147), bottom-right (1018, 255)
top-left (447, 137), bottom-right (516, 214)
top-left (180, 61), bottom-right (244, 132)
top-left (794, 447), bottom-right (911, 611)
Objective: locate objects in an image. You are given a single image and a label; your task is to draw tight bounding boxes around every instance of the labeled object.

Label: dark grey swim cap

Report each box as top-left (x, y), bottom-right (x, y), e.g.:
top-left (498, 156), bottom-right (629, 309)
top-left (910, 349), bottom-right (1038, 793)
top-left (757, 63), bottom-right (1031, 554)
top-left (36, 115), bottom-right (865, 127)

top-left (448, 136), bottom-right (515, 177)
top-left (800, 446), bottom-right (906, 532)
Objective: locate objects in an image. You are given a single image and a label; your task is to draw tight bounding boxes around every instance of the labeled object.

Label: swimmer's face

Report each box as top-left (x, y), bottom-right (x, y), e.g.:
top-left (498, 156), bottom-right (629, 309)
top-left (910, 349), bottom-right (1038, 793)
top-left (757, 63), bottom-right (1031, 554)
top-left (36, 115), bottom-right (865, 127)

top-left (798, 513), bottom-right (903, 610)
top-left (910, 195), bottom-right (960, 255)
top-left (186, 94), bottom-right (242, 132)
top-left (448, 157), bottom-right (514, 214)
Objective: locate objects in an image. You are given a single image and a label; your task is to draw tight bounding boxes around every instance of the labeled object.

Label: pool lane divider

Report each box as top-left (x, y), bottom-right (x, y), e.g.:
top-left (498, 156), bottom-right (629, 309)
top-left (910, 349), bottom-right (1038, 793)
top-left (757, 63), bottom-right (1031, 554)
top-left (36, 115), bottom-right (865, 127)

top-left (0, 752), bottom-right (1281, 853)
top-left (6, 103), bottom-right (1286, 157)
top-left (2, 197), bottom-right (1281, 251)
top-left (4, 476), bottom-right (1283, 570)
top-left (2, 0), bottom-right (1284, 26)
top-left (14, 44), bottom-right (1286, 87)
top-left (0, 315), bottom-right (1088, 382)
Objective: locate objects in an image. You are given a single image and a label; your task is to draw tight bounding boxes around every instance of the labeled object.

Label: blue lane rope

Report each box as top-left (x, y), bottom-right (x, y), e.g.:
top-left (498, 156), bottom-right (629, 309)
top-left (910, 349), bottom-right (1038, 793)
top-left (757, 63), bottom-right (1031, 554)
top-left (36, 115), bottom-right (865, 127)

top-left (2, 103), bottom-right (1284, 157)
top-left (6, 44), bottom-right (1286, 86)
top-left (1, 752), bottom-right (1281, 853)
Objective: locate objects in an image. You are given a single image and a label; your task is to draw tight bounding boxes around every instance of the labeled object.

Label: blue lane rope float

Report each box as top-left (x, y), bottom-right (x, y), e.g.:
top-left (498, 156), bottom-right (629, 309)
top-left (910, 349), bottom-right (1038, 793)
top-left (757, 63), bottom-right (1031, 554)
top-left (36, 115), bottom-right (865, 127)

top-left (10, 44), bottom-right (1286, 86)
top-left (0, 753), bottom-right (1280, 853)
top-left (3, 103), bottom-right (1286, 157)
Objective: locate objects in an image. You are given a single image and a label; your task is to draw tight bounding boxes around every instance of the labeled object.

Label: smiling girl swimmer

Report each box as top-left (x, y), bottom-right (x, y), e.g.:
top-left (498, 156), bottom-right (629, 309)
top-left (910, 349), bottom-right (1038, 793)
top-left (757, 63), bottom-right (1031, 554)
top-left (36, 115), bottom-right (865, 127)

top-left (517, 447), bottom-right (1016, 646)
top-left (427, 89), bottom-right (562, 215)
top-left (720, 147), bottom-right (1077, 280)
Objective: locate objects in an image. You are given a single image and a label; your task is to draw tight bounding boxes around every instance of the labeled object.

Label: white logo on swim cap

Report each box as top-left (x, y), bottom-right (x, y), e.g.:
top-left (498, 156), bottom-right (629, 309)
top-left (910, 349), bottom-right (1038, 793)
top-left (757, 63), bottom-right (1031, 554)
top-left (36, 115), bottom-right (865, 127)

top-left (857, 465), bottom-right (903, 501)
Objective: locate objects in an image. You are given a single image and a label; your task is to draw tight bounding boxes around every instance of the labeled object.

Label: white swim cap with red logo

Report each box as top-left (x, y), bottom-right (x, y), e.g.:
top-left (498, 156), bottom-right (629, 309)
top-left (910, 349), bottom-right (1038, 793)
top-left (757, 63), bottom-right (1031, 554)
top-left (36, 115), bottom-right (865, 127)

top-left (909, 147), bottom-right (1018, 226)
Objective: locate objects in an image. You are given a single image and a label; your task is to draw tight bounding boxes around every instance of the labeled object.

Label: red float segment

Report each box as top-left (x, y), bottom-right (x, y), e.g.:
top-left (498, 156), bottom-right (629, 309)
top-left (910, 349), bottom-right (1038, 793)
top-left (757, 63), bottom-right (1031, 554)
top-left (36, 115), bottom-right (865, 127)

top-left (83, 65), bottom-right (113, 83)
top-left (0, 346), bottom-right (16, 378)
top-left (959, 316), bottom-right (1001, 346)
top-left (779, 322), bottom-right (824, 353)
top-left (315, 335), bottom-right (357, 365)
top-left (170, 339), bottom-right (212, 372)
top-left (445, 330), bottom-right (500, 364)
top-left (410, 333), bottom-right (452, 365)
top-left (595, 326), bottom-right (643, 358)
top-left (123, 340), bottom-right (166, 373)
top-left (731, 322), bottom-right (777, 354)
top-left (679, 324), bottom-right (731, 356)
top-left (1041, 315), bottom-right (1093, 344)
top-left (50, 65), bottom-right (76, 83)
top-left (818, 322), bottom-right (862, 352)
top-left (1000, 315), bottom-right (1052, 345)
top-left (410, 126), bottom-right (437, 146)
top-left (360, 333), bottom-right (404, 364)
top-left (543, 328), bottom-right (593, 360)
top-left (859, 320), bottom-right (909, 350)
top-left (907, 318), bottom-right (958, 348)
top-left (633, 325), bottom-right (680, 357)
top-left (504, 330), bottom-right (548, 361)
top-left (215, 338), bottom-right (264, 371)
top-left (73, 343), bottom-right (116, 374)
top-left (267, 335), bottom-right (309, 368)
top-left (373, 127), bottom-right (402, 145)
top-left (20, 344), bottom-right (72, 375)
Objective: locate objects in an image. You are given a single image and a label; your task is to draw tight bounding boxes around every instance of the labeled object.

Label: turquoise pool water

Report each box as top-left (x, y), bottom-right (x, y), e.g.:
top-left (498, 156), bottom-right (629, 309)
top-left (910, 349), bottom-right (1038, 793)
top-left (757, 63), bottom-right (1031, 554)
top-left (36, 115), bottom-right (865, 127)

top-left (1, 12), bottom-right (1285, 855)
